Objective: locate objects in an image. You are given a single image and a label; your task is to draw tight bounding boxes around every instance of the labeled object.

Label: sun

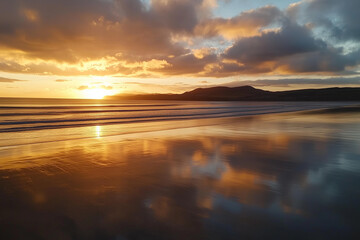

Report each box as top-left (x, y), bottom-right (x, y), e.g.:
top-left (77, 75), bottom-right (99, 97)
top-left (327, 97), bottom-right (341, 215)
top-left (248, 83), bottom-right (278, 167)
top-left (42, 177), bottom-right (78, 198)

top-left (83, 88), bottom-right (109, 99)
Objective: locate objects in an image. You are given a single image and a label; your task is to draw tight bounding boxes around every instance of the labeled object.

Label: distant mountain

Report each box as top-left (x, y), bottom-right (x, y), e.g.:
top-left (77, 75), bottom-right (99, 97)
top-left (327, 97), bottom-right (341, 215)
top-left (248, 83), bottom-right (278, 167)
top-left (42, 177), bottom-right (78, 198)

top-left (181, 86), bottom-right (271, 101)
top-left (108, 86), bottom-right (360, 101)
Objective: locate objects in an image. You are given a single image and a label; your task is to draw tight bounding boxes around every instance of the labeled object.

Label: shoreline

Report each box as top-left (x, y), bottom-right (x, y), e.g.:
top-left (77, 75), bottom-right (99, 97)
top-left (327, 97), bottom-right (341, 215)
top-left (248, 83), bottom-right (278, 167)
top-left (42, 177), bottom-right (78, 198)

top-left (1, 103), bottom-right (359, 149)
top-left (1, 104), bottom-right (359, 168)
top-left (1, 102), bottom-right (359, 239)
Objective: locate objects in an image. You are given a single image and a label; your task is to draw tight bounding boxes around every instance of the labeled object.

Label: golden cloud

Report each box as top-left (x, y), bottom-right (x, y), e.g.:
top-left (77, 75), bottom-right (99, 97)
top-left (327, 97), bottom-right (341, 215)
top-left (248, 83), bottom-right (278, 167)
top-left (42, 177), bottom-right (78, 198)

top-left (0, 0), bottom-right (358, 79)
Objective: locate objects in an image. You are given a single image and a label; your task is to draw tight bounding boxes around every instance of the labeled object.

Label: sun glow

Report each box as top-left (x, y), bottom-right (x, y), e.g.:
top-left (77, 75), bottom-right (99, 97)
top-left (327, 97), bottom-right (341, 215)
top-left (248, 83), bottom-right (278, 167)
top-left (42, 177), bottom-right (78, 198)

top-left (82, 88), bottom-right (111, 99)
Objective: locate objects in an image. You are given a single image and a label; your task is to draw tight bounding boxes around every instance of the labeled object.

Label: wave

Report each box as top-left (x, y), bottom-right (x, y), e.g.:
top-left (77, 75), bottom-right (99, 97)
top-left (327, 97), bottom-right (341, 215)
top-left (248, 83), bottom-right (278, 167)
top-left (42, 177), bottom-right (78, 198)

top-left (0, 101), bottom-right (355, 133)
top-left (0, 105), bottom-right (285, 117)
top-left (0, 104), bottom-right (179, 110)
top-left (0, 108), bottom-right (300, 133)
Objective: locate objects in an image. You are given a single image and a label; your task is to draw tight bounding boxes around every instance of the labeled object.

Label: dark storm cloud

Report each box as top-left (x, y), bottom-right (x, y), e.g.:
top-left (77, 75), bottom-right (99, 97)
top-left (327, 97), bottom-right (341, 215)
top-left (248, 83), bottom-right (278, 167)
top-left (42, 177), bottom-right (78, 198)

top-left (277, 49), bottom-right (359, 73)
top-left (151, 0), bottom-right (203, 33)
top-left (300, 0), bottom-right (360, 41)
top-left (223, 21), bottom-right (359, 74)
top-left (224, 23), bottom-right (323, 64)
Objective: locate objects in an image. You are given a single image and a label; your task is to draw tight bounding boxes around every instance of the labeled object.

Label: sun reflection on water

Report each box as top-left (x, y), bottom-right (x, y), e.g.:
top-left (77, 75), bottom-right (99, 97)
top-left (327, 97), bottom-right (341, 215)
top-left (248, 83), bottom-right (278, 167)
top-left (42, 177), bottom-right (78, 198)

top-left (95, 125), bottom-right (101, 138)
top-left (1, 111), bottom-right (360, 239)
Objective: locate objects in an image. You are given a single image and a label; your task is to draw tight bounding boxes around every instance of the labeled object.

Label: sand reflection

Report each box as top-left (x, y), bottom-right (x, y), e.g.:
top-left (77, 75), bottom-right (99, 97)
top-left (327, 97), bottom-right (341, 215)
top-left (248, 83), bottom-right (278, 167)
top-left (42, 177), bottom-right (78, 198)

top-left (0, 112), bottom-right (360, 239)
top-left (95, 125), bottom-right (101, 138)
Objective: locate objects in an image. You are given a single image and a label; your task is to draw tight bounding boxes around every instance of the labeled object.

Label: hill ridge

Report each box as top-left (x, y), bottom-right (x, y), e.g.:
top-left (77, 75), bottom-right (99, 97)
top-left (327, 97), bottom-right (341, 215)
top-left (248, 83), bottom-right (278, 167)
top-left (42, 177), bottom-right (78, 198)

top-left (108, 86), bottom-right (360, 101)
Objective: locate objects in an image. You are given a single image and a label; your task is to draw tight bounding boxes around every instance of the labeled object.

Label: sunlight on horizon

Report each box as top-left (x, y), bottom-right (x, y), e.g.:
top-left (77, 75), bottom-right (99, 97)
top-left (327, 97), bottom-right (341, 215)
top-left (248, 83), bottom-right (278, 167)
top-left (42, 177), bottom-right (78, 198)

top-left (82, 88), bottom-right (112, 99)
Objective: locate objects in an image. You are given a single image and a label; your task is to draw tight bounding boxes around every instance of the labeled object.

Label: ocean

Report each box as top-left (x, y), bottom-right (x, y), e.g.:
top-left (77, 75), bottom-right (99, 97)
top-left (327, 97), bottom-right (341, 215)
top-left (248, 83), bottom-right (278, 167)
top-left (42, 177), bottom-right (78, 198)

top-left (0, 98), bottom-right (360, 239)
top-left (0, 98), bottom-right (354, 147)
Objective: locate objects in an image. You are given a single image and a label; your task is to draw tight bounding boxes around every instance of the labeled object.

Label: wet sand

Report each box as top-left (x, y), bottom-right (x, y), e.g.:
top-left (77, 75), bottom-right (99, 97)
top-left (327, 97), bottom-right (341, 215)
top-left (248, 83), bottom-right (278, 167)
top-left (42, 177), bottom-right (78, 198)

top-left (0, 109), bottom-right (360, 239)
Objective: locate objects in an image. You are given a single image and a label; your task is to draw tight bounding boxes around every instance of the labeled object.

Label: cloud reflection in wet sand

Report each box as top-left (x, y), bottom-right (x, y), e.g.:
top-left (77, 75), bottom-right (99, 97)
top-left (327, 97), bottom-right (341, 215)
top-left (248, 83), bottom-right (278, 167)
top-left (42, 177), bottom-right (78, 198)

top-left (0, 112), bottom-right (360, 239)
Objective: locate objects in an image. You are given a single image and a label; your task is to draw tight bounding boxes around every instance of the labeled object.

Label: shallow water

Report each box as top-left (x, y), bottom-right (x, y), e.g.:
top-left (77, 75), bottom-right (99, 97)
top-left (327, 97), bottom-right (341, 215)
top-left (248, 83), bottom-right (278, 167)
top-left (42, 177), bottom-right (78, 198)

top-left (0, 100), bottom-right (360, 239)
top-left (0, 98), bottom-right (354, 147)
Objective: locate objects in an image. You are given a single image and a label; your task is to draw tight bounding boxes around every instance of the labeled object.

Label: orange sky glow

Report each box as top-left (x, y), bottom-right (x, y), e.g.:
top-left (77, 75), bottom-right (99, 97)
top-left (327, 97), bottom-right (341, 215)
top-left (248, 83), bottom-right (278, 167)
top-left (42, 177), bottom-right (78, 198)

top-left (0, 0), bottom-right (359, 99)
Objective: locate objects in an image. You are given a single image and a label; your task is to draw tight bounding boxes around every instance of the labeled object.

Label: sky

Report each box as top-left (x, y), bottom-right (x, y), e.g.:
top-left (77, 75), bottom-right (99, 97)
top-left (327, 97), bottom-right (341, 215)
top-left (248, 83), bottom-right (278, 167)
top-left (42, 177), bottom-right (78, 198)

top-left (0, 0), bottom-right (359, 99)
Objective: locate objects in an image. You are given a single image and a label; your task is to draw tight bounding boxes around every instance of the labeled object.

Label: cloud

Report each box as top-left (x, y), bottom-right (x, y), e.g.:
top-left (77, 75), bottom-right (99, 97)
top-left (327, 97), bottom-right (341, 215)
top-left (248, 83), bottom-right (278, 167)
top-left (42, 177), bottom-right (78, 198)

top-left (223, 76), bottom-right (360, 87)
top-left (195, 5), bottom-right (284, 39)
top-left (77, 85), bottom-right (88, 90)
top-left (0, 0), bottom-right (190, 71)
top-left (224, 23), bottom-right (322, 64)
top-left (289, 0), bottom-right (360, 42)
top-left (0, 0), bottom-right (358, 78)
top-left (156, 52), bottom-right (218, 75)
top-left (276, 49), bottom-right (359, 73)
top-left (101, 85), bottom-right (113, 90)
top-left (0, 77), bottom-right (26, 83)
top-left (55, 79), bottom-right (70, 82)
top-left (121, 81), bottom-right (195, 93)
top-left (199, 60), bottom-right (271, 78)
top-left (151, 0), bottom-right (203, 33)
top-left (303, 0), bottom-right (360, 40)
top-left (222, 22), bottom-right (359, 74)
top-left (77, 85), bottom-right (112, 91)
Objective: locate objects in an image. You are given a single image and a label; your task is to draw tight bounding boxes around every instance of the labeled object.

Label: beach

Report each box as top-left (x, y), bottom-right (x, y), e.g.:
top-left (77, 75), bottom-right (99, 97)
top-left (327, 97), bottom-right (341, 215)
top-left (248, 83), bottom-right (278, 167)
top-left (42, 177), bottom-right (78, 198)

top-left (0, 99), bottom-right (360, 239)
top-left (2, 0), bottom-right (360, 238)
